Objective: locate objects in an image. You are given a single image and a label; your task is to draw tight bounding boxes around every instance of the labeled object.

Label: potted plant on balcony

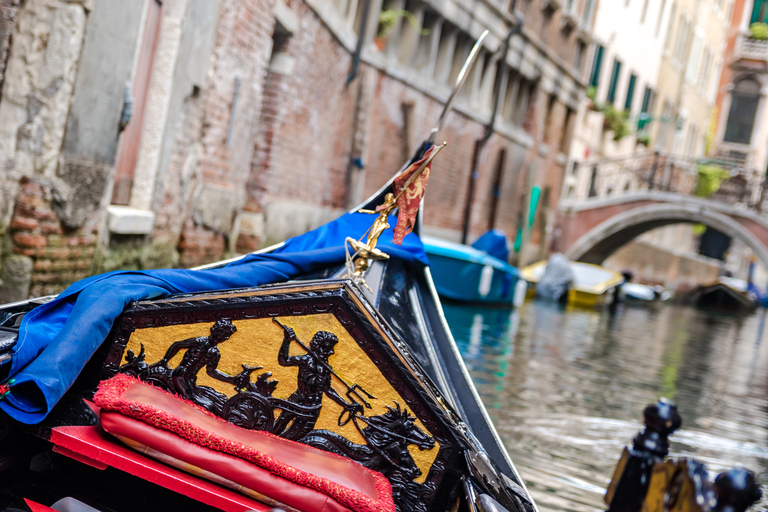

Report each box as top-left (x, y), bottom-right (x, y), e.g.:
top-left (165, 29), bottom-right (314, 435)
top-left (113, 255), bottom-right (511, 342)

top-left (749, 22), bottom-right (768, 40)
top-left (694, 164), bottom-right (730, 198)
top-left (601, 104), bottom-right (630, 142)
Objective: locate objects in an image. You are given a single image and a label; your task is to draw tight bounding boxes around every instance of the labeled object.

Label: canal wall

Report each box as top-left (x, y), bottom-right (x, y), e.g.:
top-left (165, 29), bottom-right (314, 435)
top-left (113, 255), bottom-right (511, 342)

top-left (0, 0), bottom-right (592, 301)
top-left (604, 239), bottom-right (721, 293)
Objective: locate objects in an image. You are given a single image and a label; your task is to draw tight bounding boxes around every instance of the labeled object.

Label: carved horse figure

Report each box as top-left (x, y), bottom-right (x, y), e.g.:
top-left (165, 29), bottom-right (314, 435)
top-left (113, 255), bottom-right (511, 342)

top-left (301, 403), bottom-right (435, 512)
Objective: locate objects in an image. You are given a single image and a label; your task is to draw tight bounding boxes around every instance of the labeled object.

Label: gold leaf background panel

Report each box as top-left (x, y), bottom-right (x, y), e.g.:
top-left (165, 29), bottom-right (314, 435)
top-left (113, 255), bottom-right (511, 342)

top-left (122, 314), bottom-right (440, 483)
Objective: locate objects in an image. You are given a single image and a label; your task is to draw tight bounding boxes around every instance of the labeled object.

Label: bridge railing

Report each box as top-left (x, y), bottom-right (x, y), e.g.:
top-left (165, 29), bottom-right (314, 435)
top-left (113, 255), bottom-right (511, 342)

top-left (565, 151), bottom-right (767, 212)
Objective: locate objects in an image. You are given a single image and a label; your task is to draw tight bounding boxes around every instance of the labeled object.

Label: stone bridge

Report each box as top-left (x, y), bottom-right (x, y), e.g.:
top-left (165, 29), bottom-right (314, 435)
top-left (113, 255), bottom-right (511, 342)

top-left (556, 153), bottom-right (768, 268)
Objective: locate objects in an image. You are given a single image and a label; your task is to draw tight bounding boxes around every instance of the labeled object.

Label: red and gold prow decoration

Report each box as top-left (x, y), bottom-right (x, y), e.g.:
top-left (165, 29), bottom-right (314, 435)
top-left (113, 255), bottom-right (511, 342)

top-left (391, 143), bottom-right (445, 245)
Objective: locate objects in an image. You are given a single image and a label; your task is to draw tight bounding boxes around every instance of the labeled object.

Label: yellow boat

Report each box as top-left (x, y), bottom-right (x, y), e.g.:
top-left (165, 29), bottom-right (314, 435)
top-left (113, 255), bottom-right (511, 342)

top-left (521, 259), bottom-right (625, 308)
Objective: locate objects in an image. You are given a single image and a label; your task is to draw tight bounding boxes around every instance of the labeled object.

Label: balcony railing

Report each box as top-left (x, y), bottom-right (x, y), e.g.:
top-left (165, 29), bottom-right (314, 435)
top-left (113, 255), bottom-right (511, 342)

top-left (737, 35), bottom-right (768, 62)
top-left (565, 151), bottom-right (768, 212)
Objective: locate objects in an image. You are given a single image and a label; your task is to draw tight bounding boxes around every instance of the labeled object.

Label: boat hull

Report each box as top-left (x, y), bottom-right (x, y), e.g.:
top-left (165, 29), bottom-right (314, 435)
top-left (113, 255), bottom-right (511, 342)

top-left (423, 237), bottom-right (520, 306)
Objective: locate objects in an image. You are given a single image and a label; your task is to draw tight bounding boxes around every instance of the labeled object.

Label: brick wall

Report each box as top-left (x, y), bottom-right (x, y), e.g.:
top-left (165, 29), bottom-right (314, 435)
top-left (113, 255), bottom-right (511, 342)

top-left (154, 0), bottom-right (275, 268)
top-left (605, 239), bottom-right (721, 292)
top-left (6, 178), bottom-right (98, 299)
top-left (251, 1), bottom-right (355, 211)
top-left (0, 0), bottom-right (585, 300)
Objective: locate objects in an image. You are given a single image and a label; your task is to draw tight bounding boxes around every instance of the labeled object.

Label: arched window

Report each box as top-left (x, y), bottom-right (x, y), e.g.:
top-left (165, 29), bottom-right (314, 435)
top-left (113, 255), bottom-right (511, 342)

top-left (724, 77), bottom-right (761, 145)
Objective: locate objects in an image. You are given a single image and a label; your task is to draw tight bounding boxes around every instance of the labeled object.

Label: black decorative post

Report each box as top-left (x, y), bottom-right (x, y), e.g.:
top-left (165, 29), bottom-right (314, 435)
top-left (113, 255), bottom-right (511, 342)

top-left (606, 398), bottom-right (681, 512)
top-left (713, 469), bottom-right (763, 512)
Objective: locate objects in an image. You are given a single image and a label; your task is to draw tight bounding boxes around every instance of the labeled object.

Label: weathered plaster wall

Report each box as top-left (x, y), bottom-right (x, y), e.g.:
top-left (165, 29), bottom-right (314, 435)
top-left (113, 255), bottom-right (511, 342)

top-left (0, 0), bottom-right (92, 301)
top-left (0, 0), bottom-right (20, 99)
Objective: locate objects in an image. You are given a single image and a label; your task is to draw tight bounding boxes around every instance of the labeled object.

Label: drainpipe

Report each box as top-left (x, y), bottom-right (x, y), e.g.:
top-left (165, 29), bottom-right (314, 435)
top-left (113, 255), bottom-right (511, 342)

top-left (346, 0), bottom-right (371, 85)
top-left (460, 8), bottom-right (524, 245)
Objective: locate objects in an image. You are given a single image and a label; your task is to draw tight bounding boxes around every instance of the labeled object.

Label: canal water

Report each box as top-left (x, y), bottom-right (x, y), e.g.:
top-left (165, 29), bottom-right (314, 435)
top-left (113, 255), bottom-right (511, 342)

top-left (444, 301), bottom-right (768, 512)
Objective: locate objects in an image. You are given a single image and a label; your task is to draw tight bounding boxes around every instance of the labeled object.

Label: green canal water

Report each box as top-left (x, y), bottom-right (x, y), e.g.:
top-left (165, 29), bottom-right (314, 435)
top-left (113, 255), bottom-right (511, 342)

top-left (444, 301), bottom-right (768, 512)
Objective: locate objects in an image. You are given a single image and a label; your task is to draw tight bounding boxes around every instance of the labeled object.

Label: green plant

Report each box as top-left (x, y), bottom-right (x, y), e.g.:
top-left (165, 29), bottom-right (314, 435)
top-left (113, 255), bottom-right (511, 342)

top-left (694, 164), bottom-right (730, 198)
top-left (636, 133), bottom-right (651, 147)
top-left (601, 103), bottom-right (630, 142)
top-left (377, 9), bottom-right (430, 39)
top-left (587, 88), bottom-right (630, 141)
top-left (749, 22), bottom-right (768, 40)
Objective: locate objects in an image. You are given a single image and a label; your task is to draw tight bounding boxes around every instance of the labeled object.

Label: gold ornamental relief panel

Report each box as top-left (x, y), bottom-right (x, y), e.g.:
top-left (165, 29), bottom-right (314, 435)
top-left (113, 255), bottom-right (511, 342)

top-left (120, 314), bottom-right (440, 483)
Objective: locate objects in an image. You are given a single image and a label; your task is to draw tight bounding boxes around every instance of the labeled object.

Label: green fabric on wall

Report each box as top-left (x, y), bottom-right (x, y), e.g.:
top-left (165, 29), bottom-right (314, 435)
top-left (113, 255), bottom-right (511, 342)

top-left (513, 186), bottom-right (541, 253)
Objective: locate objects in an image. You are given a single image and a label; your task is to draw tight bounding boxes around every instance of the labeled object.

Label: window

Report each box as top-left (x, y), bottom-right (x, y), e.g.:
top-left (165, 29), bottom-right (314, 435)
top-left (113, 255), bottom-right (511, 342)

top-left (625, 73), bottom-right (637, 111)
top-left (673, 15), bottom-right (690, 65)
top-left (640, 0), bottom-right (650, 23)
top-left (501, 68), bottom-right (521, 122)
top-left (685, 31), bottom-right (702, 84)
top-left (724, 77), bottom-right (761, 144)
top-left (639, 86), bottom-right (655, 132)
top-left (664, 1), bottom-right (677, 50)
top-left (698, 47), bottom-right (712, 92)
top-left (655, 0), bottom-right (667, 36)
top-left (501, 68), bottom-right (534, 126)
top-left (574, 40), bottom-right (587, 75)
top-left (751, 0), bottom-right (768, 23)
top-left (582, 0), bottom-right (596, 27)
top-left (560, 107), bottom-right (575, 153)
top-left (685, 124), bottom-right (698, 156)
top-left (641, 86), bottom-right (655, 113)
top-left (589, 45), bottom-right (604, 87)
top-left (657, 100), bottom-right (674, 149)
top-left (607, 58), bottom-right (622, 103)
top-left (544, 94), bottom-right (557, 143)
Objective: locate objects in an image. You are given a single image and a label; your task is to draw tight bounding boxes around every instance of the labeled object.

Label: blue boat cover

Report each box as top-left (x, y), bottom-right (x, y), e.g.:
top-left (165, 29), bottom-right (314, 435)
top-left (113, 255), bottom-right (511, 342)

top-left (471, 230), bottom-right (510, 263)
top-left (1, 212), bottom-right (428, 424)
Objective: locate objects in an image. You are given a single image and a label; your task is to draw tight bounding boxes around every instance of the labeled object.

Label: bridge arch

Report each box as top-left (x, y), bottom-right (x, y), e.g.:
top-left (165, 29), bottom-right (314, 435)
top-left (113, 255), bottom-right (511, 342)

top-left (563, 202), bottom-right (768, 270)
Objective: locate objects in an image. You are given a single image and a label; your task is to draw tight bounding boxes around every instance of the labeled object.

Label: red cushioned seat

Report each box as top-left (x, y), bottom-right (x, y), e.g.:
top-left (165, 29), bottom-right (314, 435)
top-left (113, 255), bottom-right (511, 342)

top-left (94, 375), bottom-right (394, 512)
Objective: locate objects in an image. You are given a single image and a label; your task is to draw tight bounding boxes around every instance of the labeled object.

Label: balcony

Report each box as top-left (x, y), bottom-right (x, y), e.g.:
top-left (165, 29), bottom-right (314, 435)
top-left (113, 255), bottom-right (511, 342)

top-left (736, 35), bottom-right (768, 63)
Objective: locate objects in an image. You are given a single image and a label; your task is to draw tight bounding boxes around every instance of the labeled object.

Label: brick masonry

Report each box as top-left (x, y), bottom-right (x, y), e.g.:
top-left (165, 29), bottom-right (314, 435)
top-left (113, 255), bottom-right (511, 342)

top-left (7, 178), bottom-right (98, 298)
top-left (0, 0), bottom-right (586, 299)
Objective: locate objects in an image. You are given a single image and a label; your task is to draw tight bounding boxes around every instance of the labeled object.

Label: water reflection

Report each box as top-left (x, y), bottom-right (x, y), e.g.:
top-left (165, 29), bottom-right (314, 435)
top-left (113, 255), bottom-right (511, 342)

top-left (443, 301), bottom-right (768, 512)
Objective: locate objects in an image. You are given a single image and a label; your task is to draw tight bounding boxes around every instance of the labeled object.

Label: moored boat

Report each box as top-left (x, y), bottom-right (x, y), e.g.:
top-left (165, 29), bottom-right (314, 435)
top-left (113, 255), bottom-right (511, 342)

top-left (622, 282), bottom-right (672, 306)
top-left (693, 276), bottom-right (759, 312)
top-left (521, 259), bottom-right (624, 309)
top-left (422, 235), bottom-right (524, 307)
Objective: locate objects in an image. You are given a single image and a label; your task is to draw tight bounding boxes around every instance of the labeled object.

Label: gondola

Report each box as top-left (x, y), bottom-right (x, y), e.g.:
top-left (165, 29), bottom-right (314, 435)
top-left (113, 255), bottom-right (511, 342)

top-left (0, 31), bottom-right (542, 512)
top-left (0, 30), bottom-right (762, 512)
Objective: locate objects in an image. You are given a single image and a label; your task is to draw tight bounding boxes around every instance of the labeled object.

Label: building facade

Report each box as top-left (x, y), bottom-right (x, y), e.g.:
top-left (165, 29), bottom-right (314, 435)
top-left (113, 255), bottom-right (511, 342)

top-left (0, 0), bottom-right (597, 301)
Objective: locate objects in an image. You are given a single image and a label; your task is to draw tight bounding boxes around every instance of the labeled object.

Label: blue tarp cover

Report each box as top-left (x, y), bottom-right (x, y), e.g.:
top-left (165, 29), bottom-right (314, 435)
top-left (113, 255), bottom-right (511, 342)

top-left (2, 212), bottom-right (428, 424)
top-left (471, 230), bottom-right (510, 263)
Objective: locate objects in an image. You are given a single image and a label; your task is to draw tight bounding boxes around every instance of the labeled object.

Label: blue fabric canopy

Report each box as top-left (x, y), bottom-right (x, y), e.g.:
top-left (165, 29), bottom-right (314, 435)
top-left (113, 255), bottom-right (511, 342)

top-left (1, 211), bottom-right (428, 424)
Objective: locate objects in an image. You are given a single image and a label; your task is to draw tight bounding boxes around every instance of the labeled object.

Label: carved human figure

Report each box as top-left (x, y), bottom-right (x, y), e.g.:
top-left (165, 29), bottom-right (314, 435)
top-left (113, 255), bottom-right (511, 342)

top-left (356, 192), bottom-right (397, 253)
top-left (158, 319), bottom-right (238, 399)
top-left (273, 326), bottom-right (363, 438)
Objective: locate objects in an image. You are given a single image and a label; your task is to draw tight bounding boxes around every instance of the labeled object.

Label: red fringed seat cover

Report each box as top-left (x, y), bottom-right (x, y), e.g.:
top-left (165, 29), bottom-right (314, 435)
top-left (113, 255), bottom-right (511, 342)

top-left (93, 375), bottom-right (395, 512)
